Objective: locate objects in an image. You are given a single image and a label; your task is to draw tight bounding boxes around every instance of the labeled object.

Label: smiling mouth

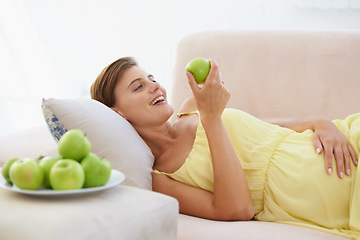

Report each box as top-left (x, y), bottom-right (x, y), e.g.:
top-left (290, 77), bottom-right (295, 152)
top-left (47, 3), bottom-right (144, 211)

top-left (150, 96), bottom-right (165, 105)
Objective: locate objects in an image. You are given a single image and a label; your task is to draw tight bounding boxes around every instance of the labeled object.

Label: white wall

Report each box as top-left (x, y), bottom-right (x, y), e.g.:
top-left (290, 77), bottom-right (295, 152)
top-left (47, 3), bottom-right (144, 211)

top-left (1, 0), bottom-right (360, 137)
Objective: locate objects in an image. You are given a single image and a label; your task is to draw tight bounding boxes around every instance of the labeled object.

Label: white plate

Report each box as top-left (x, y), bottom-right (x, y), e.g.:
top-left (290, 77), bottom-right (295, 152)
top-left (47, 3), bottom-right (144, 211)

top-left (0, 169), bottom-right (125, 197)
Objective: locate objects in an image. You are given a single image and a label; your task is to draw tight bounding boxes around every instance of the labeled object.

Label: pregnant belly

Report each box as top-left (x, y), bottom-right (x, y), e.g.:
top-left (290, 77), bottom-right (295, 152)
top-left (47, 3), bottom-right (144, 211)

top-left (258, 130), bottom-right (353, 229)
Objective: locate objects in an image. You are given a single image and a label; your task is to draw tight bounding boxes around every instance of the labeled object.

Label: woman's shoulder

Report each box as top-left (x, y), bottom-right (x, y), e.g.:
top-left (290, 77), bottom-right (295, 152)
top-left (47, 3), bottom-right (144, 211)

top-left (176, 97), bottom-right (198, 118)
top-left (179, 96), bottom-right (197, 114)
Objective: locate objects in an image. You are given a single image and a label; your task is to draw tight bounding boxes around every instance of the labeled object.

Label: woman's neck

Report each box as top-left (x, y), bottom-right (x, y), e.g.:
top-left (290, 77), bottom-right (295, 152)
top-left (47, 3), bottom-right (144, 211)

top-left (133, 121), bottom-right (177, 159)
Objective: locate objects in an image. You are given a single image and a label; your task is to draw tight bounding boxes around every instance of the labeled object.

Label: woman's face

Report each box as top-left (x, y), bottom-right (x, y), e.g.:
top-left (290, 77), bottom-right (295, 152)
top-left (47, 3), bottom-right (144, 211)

top-left (111, 66), bottom-right (174, 127)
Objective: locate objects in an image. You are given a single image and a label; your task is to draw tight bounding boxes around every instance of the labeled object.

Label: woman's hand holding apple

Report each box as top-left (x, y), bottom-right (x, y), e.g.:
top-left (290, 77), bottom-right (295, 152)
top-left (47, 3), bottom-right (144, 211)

top-left (186, 59), bottom-right (230, 122)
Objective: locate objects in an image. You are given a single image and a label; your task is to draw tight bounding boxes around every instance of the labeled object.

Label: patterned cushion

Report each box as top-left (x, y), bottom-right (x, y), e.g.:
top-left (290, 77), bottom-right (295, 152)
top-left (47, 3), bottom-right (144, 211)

top-left (42, 102), bottom-right (67, 142)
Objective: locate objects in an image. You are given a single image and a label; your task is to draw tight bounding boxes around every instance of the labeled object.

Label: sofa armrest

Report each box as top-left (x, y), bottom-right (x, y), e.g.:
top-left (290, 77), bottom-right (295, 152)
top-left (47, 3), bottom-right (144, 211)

top-left (0, 126), bottom-right (179, 239)
top-left (0, 184), bottom-right (178, 240)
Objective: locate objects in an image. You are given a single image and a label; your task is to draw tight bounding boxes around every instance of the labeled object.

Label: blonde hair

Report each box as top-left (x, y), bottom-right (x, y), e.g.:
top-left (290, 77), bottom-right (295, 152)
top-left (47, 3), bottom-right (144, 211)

top-left (91, 57), bottom-right (137, 107)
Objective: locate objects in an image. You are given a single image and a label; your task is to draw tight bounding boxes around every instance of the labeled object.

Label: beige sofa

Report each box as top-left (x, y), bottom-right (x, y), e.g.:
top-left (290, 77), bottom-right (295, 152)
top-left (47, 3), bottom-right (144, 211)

top-left (173, 30), bottom-right (360, 240)
top-left (1, 30), bottom-right (359, 239)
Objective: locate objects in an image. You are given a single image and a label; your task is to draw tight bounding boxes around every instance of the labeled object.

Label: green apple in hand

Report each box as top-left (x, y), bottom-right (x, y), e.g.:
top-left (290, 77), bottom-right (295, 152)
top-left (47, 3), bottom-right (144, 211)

top-left (81, 153), bottom-right (112, 188)
top-left (39, 156), bottom-right (62, 188)
top-left (185, 57), bottom-right (211, 84)
top-left (58, 129), bottom-right (91, 161)
top-left (49, 159), bottom-right (85, 190)
top-left (2, 158), bottom-right (19, 184)
top-left (9, 158), bottom-right (44, 190)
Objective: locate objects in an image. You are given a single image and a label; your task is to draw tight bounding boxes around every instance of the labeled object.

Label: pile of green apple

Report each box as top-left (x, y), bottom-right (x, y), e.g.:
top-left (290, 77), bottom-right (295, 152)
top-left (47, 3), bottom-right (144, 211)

top-left (1, 129), bottom-right (112, 191)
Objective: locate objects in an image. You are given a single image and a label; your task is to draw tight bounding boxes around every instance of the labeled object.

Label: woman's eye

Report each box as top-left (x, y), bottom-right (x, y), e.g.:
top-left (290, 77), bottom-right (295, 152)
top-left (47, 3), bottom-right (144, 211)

top-left (151, 80), bottom-right (156, 83)
top-left (134, 84), bottom-right (143, 91)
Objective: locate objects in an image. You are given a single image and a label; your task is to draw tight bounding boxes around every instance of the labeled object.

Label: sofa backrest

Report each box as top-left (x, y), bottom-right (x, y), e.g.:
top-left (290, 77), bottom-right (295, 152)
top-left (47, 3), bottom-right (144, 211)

top-left (170, 30), bottom-right (360, 126)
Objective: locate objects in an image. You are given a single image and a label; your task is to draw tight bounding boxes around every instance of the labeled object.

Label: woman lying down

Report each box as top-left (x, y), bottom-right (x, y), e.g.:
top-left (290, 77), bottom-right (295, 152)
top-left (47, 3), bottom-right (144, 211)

top-left (91, 57), bottom-right (360, 239)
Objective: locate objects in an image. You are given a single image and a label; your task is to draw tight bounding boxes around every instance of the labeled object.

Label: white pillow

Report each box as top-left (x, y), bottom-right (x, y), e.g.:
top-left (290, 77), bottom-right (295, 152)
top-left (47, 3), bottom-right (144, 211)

top-left (42, 98), bottom-right (154, 190)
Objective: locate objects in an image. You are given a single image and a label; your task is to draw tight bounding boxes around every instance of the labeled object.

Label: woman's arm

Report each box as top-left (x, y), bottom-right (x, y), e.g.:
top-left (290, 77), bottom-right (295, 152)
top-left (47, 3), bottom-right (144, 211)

top-left (152, 172), bottom-right (253, 221)
top-left (287, 120), bottom-right (358, 178)
top-left (181, 59), bottom-right (254, 220)
top-left (286, 120), bottom-right (317, 133)
top-left (199, 114), bottom-right (254, 220)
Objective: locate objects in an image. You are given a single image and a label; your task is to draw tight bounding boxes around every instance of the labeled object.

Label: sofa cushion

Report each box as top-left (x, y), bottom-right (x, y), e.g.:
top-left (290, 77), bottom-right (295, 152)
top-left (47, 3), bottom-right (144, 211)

top-left (178, 214), bottom-right (346, 240)
top-left (41, 98), bottom-right (154, 190)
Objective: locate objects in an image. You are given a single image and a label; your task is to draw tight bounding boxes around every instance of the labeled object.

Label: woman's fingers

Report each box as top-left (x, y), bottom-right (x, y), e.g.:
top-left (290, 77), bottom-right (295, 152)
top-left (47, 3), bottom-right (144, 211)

top-left (206, 59), bottom-right (219, 84)
top-left (186, 71), bottom-right (200, 95)
top-left (313, 121), bottom-right (358, 178)
top-left (323, 144), bottom-right (334, 175)
top-left (313, 134), bottom-right (331, 174)
top-left (348, 144), bottom-right (358, 167)
top-left (343, 145), bottom-right (351, 176)
top-left (313, 133), bottom-right (323, 154)
top-left (333, 145), bottom-right (345, 178)
top-left (319, 139), bottom-right (355, 178)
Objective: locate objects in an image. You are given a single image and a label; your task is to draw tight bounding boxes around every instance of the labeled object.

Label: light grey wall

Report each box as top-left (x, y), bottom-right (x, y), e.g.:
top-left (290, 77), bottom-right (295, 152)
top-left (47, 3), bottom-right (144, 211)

top-left (0, 0), bottom-right (359, 136)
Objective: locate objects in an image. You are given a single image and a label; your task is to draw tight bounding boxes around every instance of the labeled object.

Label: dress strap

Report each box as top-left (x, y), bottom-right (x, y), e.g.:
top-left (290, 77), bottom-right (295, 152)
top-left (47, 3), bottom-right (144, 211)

top-left (177, 111), bottom-right (199, 118)
top-left (153, 169), bottom-right (163, 174)
top-left (153, 169), bottom-right (171, 176)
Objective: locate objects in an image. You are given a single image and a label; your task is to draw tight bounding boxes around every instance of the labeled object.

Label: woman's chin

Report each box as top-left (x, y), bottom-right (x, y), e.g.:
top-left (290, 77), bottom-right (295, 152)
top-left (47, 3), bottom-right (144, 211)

top-left (156, 102), bottom-right (174, 116)
top-left (163, 107), bottom-right (174, 121)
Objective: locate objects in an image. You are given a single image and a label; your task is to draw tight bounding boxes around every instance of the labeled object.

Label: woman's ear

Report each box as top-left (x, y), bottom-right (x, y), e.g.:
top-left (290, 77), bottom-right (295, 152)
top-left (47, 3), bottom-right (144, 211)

top-left (110, 107), bottom-right (125, 119)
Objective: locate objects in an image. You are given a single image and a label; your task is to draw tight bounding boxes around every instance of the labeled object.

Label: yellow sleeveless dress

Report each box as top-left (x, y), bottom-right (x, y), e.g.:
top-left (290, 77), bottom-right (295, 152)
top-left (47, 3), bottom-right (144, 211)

top-left (155, 108), bottom-right (360, 239)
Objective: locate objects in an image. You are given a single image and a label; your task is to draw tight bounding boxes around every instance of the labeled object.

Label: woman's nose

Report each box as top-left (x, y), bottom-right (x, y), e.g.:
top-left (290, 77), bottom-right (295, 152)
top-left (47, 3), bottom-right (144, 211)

top-left (149, 81), bottom-right (160, 92)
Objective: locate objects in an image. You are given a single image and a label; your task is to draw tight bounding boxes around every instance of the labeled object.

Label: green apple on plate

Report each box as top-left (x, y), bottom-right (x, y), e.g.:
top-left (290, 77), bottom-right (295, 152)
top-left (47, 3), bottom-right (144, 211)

top-left (185, 57), bottom-right (211, 84)
top-left (2, 158), bottom-right (19, 184)
top-left (9, 158), bottom-right (44, 190)
top-left (39, 156), bottom-right (62, 188)
top-left (81, 152), bottom-right (112, 188)
top-left (58, 129), bottom-right (91, 161)
top-left (49, 159), bottom-right (85, 190)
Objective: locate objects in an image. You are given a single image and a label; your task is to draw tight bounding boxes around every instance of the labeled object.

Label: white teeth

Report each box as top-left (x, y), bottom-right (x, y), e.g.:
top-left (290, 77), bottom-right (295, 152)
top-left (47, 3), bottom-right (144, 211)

top-left (150, 96), bottom-right (165, 105)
